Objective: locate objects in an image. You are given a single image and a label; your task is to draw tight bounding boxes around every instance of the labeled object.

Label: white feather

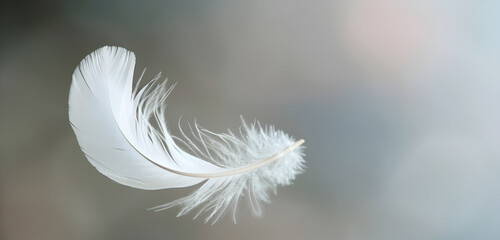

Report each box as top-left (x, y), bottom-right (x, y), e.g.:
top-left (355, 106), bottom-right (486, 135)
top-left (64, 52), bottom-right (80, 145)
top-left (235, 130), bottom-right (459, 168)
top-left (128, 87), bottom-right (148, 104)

top-left (68, 46), bottom-right (305, 223)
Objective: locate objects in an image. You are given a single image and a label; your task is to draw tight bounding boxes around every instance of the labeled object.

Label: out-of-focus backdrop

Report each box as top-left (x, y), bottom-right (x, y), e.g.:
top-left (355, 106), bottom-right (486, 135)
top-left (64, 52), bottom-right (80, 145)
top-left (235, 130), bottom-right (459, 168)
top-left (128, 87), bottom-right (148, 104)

top-left (1, 0), bottom-right (500, 239)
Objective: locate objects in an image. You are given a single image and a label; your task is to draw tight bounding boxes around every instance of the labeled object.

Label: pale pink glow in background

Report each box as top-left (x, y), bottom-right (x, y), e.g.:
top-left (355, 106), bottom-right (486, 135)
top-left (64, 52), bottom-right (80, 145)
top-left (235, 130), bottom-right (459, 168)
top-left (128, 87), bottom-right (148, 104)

top-left (341, 0), bottom-right (430, 74)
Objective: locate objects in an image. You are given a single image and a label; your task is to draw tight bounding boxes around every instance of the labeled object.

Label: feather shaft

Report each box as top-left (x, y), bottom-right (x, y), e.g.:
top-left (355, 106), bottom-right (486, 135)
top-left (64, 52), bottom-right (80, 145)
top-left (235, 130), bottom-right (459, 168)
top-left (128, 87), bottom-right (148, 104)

top-left (143, 139), bottom-right (305, 178)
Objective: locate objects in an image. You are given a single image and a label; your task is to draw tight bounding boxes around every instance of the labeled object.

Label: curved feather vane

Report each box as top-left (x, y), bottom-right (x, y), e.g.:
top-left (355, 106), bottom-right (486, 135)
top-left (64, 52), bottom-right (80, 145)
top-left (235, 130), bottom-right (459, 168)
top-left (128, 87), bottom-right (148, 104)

top-left (68, 46), bottom-right (305, 223)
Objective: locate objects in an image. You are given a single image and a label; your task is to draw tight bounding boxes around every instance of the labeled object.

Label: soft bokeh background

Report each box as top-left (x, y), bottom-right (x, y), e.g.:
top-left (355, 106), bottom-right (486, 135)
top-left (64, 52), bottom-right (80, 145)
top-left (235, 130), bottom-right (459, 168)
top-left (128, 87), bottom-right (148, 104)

top-left (2, 0), bottom-right (500, 239)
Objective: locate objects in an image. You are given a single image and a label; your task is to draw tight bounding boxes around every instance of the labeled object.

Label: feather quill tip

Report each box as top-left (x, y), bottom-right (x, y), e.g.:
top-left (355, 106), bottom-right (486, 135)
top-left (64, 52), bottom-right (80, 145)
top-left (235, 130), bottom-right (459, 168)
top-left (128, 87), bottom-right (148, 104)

top-left (150, 120), bottom-right (306, 224)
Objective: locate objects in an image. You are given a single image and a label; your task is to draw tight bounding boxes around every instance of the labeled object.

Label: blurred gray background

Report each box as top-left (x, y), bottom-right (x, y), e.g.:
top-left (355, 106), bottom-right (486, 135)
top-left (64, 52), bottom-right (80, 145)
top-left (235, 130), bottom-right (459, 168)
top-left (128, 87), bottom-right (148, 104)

top-left (1, 0), bottom-right (500, 239)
